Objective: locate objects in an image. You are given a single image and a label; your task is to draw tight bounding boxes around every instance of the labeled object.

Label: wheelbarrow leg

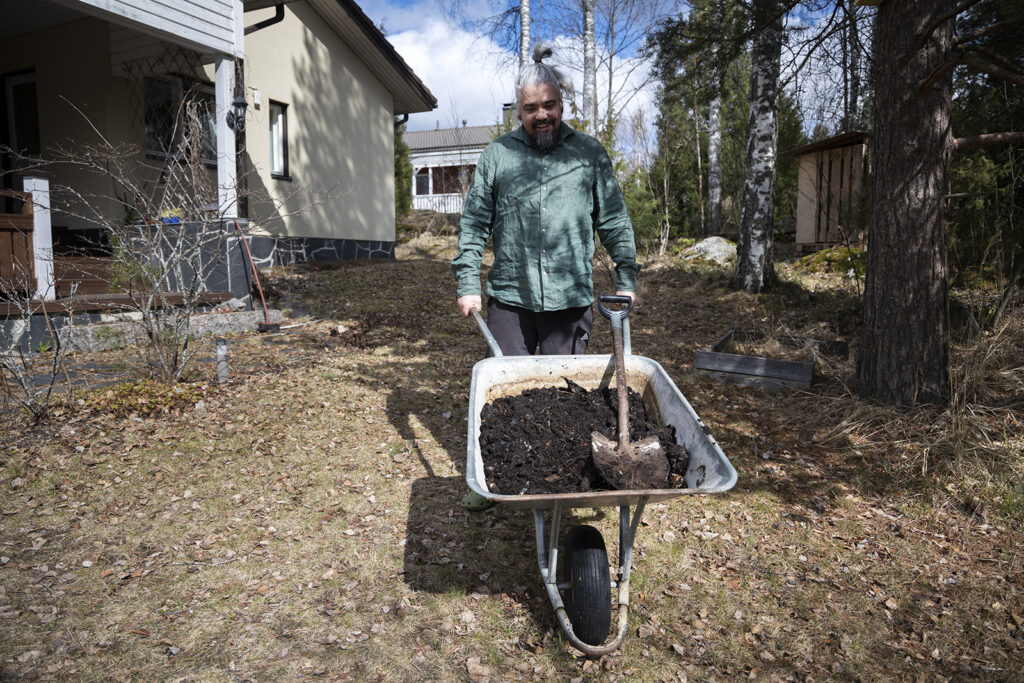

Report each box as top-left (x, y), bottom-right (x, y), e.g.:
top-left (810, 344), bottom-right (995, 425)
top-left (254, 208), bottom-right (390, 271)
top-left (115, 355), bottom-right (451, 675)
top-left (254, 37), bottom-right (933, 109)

top-left (533, 497), bottom-right (649, 658)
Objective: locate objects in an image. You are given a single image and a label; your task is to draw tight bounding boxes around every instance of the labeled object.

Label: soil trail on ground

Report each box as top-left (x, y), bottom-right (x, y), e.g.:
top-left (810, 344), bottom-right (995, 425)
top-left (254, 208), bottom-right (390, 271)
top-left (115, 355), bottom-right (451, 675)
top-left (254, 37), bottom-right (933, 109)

top-left (479, 379), bottom-right (689, 495)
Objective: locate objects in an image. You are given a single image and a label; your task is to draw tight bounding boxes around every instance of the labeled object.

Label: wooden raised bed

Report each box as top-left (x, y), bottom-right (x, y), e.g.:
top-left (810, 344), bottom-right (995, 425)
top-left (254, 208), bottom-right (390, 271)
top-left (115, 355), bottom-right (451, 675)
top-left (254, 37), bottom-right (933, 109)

top-left (694, 328), bottom-right (815, 390)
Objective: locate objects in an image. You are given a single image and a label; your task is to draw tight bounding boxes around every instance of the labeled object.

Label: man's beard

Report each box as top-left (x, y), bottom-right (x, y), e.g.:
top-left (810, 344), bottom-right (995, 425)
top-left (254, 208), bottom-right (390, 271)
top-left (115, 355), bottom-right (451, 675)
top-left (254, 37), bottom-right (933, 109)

top-left (533, 123), bottom-right (559, 152)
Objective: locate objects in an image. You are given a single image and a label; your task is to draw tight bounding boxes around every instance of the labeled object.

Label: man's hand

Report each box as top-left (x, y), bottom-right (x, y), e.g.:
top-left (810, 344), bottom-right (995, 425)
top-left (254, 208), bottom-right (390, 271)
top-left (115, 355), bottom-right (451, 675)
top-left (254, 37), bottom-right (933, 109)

top-left (615, 290), bottom-right (638, 305)
top-left (458, 294), bottom-right (482, 317)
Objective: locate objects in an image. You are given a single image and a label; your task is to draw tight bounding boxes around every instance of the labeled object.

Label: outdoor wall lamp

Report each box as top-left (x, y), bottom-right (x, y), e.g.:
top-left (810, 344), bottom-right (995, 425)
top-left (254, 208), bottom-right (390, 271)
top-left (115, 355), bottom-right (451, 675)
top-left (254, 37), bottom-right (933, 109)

top-left (226, 95), bottom-right (248, 133)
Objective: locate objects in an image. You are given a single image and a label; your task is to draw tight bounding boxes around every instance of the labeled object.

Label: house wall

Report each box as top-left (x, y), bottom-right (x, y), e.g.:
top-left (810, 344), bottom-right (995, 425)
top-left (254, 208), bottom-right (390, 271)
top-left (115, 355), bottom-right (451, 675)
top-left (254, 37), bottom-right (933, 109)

top-left (243, 2), bottom-right (396, 246)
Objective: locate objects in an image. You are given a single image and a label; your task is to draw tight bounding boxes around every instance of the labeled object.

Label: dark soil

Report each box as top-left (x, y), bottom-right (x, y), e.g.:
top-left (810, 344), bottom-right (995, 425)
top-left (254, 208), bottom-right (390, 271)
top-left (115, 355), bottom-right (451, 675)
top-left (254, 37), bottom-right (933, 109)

top-left (479, 379), bottom-right (689, 495)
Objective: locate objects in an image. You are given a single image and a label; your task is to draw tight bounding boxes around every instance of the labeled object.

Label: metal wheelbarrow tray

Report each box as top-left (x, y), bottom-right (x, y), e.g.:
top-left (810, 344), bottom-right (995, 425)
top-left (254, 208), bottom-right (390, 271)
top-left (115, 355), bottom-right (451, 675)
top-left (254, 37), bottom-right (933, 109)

top-left (464, 321), bottom-right (737, 656)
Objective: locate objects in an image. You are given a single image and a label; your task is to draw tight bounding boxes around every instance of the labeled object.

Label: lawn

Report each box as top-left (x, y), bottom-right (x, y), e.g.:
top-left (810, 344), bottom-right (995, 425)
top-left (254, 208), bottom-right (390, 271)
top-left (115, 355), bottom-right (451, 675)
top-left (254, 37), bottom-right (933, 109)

top-left (1, 235), bottom-right (1022, 681)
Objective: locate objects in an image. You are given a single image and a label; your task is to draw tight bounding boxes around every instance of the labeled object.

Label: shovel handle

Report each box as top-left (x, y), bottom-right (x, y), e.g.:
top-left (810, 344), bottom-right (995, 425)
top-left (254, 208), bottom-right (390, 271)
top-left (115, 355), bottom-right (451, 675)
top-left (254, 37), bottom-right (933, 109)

top-left (597, 295), bottom-right (633, 334)
top-left (598, 295), bottom-right (632, 449)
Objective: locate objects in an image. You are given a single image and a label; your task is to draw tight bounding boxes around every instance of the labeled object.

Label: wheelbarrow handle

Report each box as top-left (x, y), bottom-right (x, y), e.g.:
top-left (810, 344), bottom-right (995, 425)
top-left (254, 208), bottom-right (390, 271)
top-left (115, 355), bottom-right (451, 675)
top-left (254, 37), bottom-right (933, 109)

top-left (471, 309), bottom-right (503, 357)
top-left (597, 295), bottom-right (633, 333)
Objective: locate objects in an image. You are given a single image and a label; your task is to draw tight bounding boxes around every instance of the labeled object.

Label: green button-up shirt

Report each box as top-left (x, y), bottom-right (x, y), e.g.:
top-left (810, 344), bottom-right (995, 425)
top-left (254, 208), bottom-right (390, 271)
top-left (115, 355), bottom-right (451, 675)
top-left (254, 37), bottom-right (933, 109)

top-left (451, 123), bottom-right (639, 312)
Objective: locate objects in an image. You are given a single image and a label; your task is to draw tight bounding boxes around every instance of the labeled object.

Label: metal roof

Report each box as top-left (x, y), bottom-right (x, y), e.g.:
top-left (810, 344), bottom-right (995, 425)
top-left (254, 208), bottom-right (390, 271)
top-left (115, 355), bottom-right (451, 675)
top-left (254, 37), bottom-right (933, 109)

top-left (405, 124), bottom-right (499, 153)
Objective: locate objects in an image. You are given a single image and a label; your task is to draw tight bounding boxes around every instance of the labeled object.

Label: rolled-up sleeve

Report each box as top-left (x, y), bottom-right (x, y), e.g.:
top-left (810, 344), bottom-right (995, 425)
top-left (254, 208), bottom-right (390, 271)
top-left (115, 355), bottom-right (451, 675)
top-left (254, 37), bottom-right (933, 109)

top-left (592, 149), bottom-right (639, 293)
top-left (451, 149), bottom-right (496, 298)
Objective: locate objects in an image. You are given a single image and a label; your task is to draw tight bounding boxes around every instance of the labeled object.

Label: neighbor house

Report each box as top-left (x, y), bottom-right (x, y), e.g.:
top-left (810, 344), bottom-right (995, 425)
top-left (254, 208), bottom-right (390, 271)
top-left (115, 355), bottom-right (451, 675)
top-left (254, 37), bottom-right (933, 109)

top-left (0, 0), bottom-right (436, 302)
top-left (405, 106), bottom-right (510, 214)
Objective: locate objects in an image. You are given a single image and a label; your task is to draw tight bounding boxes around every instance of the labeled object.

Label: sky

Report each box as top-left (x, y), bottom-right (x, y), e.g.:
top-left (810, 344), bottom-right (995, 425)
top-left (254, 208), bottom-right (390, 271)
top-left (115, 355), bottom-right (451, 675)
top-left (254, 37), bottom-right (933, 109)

top-left (358, 0), bottom-right (662, 137)
top-left (361, 0), bottom-right (526, 131)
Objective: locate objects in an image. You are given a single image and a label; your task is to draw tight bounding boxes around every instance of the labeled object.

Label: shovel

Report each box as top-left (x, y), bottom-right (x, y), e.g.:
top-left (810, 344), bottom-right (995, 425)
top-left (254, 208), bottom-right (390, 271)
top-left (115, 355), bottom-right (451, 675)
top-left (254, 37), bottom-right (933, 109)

top-left (590, 295), bottom-right (670, 490)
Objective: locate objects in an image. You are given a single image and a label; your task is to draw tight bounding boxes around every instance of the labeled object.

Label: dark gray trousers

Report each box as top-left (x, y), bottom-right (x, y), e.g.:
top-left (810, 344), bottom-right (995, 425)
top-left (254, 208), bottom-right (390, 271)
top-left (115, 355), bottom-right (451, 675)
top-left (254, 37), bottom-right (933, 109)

top-left (485, 298), bottom-right (593, 356)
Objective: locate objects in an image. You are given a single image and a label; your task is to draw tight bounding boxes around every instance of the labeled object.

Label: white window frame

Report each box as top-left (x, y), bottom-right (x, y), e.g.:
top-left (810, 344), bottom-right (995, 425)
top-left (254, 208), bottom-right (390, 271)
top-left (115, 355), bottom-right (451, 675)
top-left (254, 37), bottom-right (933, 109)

top-left (269, 100), bottom-right (290, 179)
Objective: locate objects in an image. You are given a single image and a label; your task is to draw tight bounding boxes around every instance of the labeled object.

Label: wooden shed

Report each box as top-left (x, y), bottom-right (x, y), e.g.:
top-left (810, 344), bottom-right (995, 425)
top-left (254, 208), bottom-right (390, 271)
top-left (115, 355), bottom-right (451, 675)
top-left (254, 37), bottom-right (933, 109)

top-left (782, 131), bottom-right (870, 254)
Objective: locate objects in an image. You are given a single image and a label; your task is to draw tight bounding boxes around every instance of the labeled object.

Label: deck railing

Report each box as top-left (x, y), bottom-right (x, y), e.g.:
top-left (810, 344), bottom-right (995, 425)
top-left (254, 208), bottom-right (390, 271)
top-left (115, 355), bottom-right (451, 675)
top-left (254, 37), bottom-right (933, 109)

top-left (0, 190), bottom-right (35, 294)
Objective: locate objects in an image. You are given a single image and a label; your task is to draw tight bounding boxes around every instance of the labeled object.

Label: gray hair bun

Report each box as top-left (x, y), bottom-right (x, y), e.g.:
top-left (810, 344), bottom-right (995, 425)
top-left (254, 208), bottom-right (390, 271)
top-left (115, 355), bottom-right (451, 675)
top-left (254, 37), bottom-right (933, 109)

top-left (517, 41), bottom-right (573, 99)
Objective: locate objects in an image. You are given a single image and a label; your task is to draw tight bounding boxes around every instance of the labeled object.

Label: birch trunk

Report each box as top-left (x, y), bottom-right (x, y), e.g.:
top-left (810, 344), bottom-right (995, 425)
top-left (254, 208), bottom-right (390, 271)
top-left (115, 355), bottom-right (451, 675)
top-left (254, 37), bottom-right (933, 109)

top-left (520, 0), bottom-right (531, 67)
top-left (583, 0), bottom-right (598, 135)
top-left (856, 0), bottom-right (953, 405)
top-left (848, 0), bottom-right (861, 129)
top-left (735, 1), bottom-right (782, 293)
top-left (707, 92), bottom-right (723, 235)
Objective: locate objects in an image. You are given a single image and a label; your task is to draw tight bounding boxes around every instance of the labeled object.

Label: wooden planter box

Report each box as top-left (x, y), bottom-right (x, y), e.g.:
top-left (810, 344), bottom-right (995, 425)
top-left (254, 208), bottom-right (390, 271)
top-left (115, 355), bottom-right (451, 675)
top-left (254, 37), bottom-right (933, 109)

top-left (694, 328), bottom-right (815, 390)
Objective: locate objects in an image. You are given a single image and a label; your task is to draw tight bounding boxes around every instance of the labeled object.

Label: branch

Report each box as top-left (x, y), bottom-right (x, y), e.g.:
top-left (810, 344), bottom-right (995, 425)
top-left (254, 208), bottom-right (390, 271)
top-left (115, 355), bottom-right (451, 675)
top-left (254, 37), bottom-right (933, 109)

top-left (961, 53), bottom-right (1024, 85)
top-left (917, 0), bottom-right (985, 49)
top-left (920, 50), bottom-right (1024, 96)
top-left (955, 13), bottom-right (1024, 46)
top-left (954, 132), bottom-right (1024, 151)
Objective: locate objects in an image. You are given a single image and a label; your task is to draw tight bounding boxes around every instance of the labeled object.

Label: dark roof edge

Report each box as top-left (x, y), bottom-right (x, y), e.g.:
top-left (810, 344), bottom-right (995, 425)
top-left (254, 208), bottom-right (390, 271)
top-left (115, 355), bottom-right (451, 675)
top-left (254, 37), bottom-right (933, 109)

top-left (334, 0), bottom-right (437, 110)
top-left (781, 131), bottom-right (870, 157)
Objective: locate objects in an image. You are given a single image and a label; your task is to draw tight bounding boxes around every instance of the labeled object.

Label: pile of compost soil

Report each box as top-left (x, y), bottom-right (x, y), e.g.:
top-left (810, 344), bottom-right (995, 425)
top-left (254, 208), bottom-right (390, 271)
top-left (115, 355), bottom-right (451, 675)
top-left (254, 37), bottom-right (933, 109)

top-left (479, 379), bottom-right (689, 495)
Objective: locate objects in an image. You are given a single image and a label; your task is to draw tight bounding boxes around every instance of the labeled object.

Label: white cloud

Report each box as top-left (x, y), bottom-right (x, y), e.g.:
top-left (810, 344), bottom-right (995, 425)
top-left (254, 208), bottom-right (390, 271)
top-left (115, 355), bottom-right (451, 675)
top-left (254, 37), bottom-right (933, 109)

top-left (388, 19), bottom-right (518, 131)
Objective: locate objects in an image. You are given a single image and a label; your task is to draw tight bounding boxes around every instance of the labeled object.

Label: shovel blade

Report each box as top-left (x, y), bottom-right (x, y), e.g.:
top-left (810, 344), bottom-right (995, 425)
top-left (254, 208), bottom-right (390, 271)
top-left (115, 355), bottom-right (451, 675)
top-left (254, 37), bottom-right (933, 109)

top-left (591, 431), bottom-right (670, 490)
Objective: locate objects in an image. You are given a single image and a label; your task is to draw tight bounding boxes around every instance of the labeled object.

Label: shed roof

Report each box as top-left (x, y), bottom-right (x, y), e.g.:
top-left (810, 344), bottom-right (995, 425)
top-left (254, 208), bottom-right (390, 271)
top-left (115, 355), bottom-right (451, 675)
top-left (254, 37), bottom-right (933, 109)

top-left (781, 131), bottom-right (870, 158)
top-left (405, 125), bottom-right (498, 153)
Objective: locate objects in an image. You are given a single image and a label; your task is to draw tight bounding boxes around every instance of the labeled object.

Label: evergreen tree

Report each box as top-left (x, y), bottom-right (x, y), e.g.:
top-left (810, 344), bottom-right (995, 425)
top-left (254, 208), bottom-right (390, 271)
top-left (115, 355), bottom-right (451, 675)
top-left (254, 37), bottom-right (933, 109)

top-left (394, 121), bottom-right (412, 220)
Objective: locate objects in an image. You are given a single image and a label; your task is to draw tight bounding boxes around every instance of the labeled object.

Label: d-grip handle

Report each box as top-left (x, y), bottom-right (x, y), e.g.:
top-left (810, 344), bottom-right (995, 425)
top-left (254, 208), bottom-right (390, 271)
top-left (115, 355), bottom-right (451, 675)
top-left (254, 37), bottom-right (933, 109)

top-left (597, 294), bottom-right (633, 332)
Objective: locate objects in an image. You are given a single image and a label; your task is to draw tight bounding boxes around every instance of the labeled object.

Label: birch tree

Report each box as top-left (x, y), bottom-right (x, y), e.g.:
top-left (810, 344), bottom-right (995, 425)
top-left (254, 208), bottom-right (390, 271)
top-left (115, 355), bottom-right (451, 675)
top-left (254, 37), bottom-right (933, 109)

top-left (583, 0), bottom-right (598, 134)
top-left (548, 0), bottom-right (674, 141)
top-left (735, 0), bottom-right (784, 293)
top-left (521, 0), bottom-right (531, 67)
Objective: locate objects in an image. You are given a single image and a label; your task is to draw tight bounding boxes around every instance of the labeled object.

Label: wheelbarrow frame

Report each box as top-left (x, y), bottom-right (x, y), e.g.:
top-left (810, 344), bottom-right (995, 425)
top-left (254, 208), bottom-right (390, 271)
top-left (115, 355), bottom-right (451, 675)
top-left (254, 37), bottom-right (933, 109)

top-left (466, 313), bottom-right (737, 656)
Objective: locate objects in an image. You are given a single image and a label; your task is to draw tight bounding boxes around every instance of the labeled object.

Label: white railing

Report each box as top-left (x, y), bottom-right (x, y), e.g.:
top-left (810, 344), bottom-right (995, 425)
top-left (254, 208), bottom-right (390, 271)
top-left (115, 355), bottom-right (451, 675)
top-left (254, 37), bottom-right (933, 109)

top-left (413, 193), bottom-right (464, 214)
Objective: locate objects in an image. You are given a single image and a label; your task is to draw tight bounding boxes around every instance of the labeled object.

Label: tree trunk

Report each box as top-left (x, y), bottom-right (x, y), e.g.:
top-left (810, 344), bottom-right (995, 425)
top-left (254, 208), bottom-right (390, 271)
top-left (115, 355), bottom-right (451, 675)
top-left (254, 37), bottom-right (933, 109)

top-left (520, 0), bottom-right (531, 67)
top-left (707, 90), bottom-right (723, 235)
top-left (848, 0), bottom-right (860, 130)
top-left (583, 0), bottom-right (598, 135)
top-left (735, 1), bottom-right (782, 293)
top-left (692, 62), bottom-right (705, 235)
top-left (856, 0), bottom-right (954, 406)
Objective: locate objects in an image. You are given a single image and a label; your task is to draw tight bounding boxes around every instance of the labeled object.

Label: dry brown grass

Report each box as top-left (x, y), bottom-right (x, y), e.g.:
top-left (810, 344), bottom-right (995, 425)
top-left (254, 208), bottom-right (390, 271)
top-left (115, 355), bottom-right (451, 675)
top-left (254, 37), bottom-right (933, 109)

top-left (1, 240), bottom-right (1022, 681)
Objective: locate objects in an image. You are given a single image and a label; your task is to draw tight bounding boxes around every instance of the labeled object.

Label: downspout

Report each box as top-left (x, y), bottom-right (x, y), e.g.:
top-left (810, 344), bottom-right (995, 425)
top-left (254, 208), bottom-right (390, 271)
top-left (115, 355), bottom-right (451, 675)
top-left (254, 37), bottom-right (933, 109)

top-left (394, 114), bottom-right (409, 130)
top-left (245, 3), bottom-right (285, 34)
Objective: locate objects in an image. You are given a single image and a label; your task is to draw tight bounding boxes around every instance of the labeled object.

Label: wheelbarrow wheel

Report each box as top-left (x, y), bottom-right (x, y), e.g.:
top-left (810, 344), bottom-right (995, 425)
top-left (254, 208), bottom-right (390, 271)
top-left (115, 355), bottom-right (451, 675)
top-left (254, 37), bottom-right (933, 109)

top-left (562, 525), bottom-right (611, 646)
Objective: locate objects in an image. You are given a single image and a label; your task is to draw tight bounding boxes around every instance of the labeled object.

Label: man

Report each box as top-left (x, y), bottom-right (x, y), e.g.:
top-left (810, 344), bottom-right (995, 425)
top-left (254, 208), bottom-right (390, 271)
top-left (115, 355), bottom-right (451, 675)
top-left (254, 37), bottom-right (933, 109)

top-left (451, 43), bottom-right (640, 358)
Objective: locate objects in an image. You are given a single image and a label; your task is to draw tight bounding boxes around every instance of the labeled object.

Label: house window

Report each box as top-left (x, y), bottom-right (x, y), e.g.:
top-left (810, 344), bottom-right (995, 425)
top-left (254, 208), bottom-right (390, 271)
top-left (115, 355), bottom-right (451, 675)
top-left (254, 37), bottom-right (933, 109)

top-left (415, 168), bottom-right (430, 195)
top-left (269, 101), bottom-right (289, 179)
top-left (143, 77), bottom-right (216, 164)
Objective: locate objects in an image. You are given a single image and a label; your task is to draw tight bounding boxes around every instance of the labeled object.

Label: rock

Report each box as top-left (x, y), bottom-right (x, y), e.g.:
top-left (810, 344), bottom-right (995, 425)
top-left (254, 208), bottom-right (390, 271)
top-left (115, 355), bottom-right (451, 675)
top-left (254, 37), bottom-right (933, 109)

top-left (683, 236), bottom-right (737, 265)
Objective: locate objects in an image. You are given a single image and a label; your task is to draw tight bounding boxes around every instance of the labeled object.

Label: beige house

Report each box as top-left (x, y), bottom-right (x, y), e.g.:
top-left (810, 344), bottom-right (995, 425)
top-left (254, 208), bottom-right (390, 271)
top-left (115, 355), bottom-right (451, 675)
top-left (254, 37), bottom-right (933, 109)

top-left (1, 0), bottom-right (436, 299)
top-left (242, 0), bottom-right (436, 262)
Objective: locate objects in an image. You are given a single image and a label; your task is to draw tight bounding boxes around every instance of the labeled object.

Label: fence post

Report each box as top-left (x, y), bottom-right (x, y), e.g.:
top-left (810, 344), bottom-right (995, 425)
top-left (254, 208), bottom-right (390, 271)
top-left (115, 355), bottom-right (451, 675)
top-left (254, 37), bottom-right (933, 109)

top-left (22, 176), bottom-right (53, 301)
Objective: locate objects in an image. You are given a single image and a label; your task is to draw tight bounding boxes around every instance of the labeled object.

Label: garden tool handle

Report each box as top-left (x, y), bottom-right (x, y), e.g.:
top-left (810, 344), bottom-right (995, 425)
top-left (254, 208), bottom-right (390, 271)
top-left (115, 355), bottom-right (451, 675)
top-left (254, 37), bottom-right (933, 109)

top-left (597, 295), bottom-right (633, 334)
top-left (471, 309), bottom-right (503, 358)
top-left (598, 295), bottom-right (632, 448)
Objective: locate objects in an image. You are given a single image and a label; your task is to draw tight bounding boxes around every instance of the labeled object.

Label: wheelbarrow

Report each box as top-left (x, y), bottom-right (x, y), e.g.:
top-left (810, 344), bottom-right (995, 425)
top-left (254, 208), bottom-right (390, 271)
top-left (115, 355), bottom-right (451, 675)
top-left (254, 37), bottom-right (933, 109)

top-left (466, 303), bottom-right (737, 657)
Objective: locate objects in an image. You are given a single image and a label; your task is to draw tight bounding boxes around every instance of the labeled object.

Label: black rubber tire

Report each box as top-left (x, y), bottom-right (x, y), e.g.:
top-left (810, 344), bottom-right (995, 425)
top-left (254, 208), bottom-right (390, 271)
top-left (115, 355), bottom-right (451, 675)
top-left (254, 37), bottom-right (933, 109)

top-left (562, 525), bottom-right (611, 646)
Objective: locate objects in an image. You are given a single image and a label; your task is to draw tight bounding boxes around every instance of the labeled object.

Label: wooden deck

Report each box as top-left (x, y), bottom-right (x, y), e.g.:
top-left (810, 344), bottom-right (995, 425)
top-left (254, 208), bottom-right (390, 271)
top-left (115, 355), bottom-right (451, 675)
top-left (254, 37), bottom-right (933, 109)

top-left (1, 291), bottom-right (235, 317)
